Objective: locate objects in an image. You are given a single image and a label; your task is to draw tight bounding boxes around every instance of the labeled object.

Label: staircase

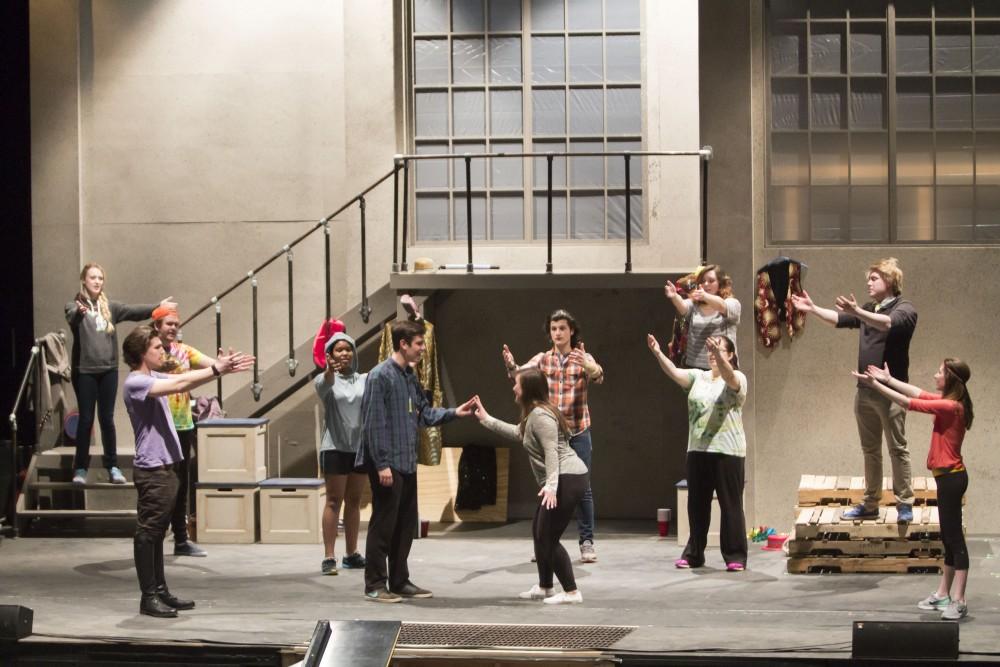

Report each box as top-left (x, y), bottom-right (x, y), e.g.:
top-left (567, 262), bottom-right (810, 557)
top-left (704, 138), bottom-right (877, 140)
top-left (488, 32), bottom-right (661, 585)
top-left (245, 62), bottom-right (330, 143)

top-left (14, 287), bottom-right (399, 534)
top-left (16, 447), bottom-right (138, 524)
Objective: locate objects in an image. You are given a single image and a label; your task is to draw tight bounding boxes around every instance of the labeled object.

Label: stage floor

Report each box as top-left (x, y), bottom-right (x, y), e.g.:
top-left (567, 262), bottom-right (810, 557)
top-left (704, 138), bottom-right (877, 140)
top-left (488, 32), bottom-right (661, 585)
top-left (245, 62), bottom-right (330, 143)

top-left (1, 521), bottom-right (998, 661)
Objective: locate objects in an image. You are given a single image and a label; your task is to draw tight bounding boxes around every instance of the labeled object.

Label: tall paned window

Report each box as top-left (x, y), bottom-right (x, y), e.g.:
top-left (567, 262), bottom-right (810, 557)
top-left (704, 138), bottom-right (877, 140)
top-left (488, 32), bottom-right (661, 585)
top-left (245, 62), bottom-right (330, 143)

top-left (767, 0), bottom-right (1000, 243)
top-left (411, 0), bottom-right (642, 242)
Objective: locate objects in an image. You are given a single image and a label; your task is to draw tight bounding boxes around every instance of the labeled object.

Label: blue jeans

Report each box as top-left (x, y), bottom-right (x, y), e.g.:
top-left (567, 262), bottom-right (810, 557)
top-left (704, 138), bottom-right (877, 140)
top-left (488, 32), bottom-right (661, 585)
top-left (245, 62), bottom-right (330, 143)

top-left (568, 429), bottom-right (595, 544)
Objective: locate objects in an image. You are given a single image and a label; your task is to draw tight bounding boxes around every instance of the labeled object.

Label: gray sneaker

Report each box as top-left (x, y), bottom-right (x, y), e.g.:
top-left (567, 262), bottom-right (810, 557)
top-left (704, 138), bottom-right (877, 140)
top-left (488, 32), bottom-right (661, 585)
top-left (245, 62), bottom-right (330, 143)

top-left (917, 592), bottom-right (950, 611)
top-left (941, 601), bottom-right (967, 620)
top-left (580, 540), bottom-right (597, 563)
top-left (321, 557), bottom-right (337, 575)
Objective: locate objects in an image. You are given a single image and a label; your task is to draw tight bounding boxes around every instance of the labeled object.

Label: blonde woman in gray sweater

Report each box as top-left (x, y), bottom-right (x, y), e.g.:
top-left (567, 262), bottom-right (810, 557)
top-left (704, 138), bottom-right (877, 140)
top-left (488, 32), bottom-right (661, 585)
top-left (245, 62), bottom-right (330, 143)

top-left (472, 368), bottom-right (589, 605)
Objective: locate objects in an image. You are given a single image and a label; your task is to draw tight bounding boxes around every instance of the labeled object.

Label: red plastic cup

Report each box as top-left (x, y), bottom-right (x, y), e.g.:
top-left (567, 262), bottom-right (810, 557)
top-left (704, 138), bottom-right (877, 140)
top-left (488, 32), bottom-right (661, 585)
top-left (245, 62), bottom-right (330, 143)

top-left (657, 508), bottom-right (672, 537)
top-left (420, 519), bottom-right (429, 538)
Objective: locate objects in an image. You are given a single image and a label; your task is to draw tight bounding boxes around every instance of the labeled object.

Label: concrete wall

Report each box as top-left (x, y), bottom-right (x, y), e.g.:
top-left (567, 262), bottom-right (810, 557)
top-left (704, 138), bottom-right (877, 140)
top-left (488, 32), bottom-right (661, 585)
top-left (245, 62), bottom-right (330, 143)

top-left (701, 0), bottom-right (1000, 533)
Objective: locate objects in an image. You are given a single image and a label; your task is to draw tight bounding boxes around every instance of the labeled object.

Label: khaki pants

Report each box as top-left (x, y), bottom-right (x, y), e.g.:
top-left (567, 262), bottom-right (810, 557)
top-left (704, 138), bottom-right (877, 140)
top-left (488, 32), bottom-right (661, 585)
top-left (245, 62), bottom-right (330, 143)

top-left (855, 387), bottom-right (913, 507)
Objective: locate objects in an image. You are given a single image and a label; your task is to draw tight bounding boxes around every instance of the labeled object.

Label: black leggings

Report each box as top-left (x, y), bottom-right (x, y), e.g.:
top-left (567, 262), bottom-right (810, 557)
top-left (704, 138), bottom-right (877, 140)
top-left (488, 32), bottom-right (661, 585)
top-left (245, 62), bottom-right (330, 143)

top-left (72, 370), bottom-right (119, 470)
top-left (532, 472), bottom-right (589, 591)
top-left (936, 469), bottom-right (969, 570)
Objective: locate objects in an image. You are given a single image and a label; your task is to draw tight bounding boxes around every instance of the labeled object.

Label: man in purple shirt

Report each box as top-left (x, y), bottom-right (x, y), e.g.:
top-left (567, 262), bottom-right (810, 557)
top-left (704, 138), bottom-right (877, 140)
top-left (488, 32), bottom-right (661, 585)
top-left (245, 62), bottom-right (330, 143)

top-left (121, 325), bottom-right (253, 618)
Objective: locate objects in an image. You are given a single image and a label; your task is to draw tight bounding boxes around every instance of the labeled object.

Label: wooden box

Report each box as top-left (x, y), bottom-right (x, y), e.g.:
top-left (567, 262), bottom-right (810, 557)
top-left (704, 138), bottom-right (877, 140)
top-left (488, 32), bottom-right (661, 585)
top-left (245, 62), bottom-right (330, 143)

top-left (195, 483), bottom-right (259, 544)
top-left (259, 478), bottom-right (325, 544)
top-left (197, 418), bottom-right (268, 483)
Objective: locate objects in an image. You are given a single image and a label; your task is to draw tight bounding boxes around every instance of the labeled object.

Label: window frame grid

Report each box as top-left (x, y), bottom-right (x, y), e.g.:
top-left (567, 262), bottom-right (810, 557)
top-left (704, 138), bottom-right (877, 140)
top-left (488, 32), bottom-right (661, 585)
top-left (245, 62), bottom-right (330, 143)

top-left (410, 0), bottom-right (644, 244)
top-left (765, 0), bottom-right (1000, 245)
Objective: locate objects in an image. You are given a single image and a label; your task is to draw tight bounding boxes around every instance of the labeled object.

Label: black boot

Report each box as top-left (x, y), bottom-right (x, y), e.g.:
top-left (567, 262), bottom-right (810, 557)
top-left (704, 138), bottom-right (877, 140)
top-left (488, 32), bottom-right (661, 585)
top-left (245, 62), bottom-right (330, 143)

top-left (135, 536), bottom-right (177, 618)
top-left (156, 585), bottom-right (195, 610)
top-left (154, 539), bottom-right (194, 610)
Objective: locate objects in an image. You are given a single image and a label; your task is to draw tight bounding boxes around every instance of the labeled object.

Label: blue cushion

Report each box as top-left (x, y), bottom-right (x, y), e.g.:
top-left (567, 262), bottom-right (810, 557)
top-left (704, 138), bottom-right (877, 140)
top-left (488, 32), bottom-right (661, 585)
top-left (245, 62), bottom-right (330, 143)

top-left (197, 417), bottom-right (270, 427)
top-left (259, 477), bottom-right (325, 489)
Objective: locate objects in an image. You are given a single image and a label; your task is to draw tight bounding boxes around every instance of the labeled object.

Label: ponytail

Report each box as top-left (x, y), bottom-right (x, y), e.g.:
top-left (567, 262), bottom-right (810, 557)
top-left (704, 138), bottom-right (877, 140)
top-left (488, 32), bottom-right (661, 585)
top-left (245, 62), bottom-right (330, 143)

top-left (942, 358), bottom-right (973, 430)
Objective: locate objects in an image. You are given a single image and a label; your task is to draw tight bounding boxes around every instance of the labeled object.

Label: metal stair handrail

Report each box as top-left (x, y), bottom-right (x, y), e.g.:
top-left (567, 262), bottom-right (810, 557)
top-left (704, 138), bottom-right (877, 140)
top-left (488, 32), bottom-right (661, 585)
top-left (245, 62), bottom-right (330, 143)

top-left (5, 331), bottom-right (66, 537)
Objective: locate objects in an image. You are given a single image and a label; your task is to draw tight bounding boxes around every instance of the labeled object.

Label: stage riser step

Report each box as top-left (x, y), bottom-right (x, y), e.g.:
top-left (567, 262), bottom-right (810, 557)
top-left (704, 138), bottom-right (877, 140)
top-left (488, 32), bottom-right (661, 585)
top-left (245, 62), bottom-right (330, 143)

top-left (787, 557), bottom-right (943, 574)
top-left (788, 539), bottom-right (943, 557)
top-left (19, 509), bottom-right (137, 518)
top-left (797, 474), bottom-right (953, 507)
top-left (793, 504), bottom-right (950, 540)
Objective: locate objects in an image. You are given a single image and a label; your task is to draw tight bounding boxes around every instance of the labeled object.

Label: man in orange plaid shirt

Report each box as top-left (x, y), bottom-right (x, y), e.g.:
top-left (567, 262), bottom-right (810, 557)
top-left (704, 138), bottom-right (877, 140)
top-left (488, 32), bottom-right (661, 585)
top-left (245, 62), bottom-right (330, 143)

top-left (502, 309), bottom-right (604, 563)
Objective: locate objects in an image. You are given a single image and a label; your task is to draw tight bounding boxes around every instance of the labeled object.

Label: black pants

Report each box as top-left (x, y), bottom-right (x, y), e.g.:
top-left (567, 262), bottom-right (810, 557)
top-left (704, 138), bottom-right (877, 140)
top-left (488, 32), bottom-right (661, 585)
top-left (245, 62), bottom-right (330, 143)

top-left (682, 451), bottom-right (748, 567)
top-left (72, 370), bottom-right (119, 470)
top-left (170, 428), bottom-right (198, 544)
top-left (936, 469), bottom-right (969, 570)
top-left (533, 472), bottom-right (589, 591)
top-left (364, 467), bottom-right (417, 593)
top-left (133, 466), bottom-right (180, 596)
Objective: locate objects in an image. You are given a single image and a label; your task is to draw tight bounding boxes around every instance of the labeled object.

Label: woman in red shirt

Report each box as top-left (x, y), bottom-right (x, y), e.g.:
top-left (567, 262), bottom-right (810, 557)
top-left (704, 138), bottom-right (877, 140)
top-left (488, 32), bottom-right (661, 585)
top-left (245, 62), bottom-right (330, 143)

top-left (854, 358), bottom-right (974, 621)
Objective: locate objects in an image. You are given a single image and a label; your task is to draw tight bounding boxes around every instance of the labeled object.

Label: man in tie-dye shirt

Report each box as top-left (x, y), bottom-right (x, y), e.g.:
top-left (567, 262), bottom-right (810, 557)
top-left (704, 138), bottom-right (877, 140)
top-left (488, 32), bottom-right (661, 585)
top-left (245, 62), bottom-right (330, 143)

top-left (153, 307), bottom-right (217, 557)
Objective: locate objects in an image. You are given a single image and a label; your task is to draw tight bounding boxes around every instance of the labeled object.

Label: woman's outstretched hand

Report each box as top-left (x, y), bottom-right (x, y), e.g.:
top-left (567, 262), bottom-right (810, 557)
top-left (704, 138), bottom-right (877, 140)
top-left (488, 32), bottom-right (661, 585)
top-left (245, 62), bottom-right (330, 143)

top-left (851, 370), bottom-right (875, 387)
top-left (865, 363), bottom-right (891, 383)
top-left (470, 395), bottom-right (490, 422)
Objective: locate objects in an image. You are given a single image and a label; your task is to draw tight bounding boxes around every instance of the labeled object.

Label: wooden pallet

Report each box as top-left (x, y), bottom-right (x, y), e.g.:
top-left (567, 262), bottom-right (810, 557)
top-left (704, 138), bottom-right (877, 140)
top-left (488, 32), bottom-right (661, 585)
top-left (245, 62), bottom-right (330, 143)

top-left (794, 504), bottom-right (941, 540)
top-left (787, 556), bottom-right (943, 574)
top-left (797, 474), bottom-right (940, 506)
top-left (787, 538), bottom-right (943, 557)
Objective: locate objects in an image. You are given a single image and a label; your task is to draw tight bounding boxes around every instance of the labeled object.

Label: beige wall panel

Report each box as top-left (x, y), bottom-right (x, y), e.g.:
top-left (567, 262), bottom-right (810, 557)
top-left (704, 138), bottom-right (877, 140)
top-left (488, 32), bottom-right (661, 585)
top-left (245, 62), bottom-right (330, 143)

top-left (31, 0), bottom-right (83, 338)
top-left (84, 72), bottom-right (335, 223)
top-left (339, 1), bottom-right (400, 312)
top-left (81, 0), bottom-right (342, 224)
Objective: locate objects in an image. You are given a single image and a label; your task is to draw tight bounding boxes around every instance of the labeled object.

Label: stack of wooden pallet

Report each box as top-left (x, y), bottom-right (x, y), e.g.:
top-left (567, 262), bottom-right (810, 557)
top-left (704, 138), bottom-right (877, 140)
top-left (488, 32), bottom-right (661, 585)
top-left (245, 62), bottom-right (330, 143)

top-left (787, 474), bottom-right (946, 574)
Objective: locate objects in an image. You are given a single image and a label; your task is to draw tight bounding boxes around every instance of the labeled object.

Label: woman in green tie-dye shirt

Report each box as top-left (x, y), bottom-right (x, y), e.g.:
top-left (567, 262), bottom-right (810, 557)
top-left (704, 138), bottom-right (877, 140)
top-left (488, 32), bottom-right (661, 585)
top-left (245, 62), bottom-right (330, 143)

top-left (647, 333), bottom-right (748, 572)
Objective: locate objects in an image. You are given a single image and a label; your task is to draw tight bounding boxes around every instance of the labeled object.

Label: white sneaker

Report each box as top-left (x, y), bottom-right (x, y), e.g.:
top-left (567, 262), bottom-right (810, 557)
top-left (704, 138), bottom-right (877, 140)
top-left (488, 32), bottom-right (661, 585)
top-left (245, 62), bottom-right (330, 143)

top-left (580, 541), bottom-right (597, 563)
top-left (72, 469), bottom-right (87, 485)
top-left (543, 590), bottom-right (583, 605)
top-left (941, 601), bottom-right (968, 620)
top-left (518, 584), bottom-right (554, 600)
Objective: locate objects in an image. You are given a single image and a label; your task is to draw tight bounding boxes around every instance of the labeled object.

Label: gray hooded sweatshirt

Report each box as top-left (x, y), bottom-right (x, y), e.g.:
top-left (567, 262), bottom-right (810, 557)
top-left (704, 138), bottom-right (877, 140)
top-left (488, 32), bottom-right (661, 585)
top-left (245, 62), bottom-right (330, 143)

top-left (314, 332), bottom-right (366, 453)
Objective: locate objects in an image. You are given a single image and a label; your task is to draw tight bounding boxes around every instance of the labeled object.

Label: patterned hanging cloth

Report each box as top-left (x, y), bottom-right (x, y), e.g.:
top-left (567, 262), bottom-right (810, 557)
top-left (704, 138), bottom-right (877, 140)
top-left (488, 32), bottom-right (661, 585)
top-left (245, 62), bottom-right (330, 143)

top-left (754, 257), bottom-right (807, 348)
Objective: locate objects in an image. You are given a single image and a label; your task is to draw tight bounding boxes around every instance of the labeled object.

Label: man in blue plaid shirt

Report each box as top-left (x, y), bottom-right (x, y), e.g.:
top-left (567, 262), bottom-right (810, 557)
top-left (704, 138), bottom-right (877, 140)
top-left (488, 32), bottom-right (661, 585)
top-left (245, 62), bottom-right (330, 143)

top-left (357, 319), bottom-right (476, 602)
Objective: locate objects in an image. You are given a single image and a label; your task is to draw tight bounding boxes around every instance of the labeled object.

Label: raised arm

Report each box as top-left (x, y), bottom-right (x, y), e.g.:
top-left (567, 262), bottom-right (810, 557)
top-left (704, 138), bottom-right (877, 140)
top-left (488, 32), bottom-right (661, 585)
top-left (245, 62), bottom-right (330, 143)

top-left (647, 334), bottom-right (692, 390)
top-left (113, 297), bottom-right (178, 324)
top-left (147, 349), bottom-right (253, 397)
top-left (706, 337), bottom-right (740, 391)
top-left (568, 343), bottom-right (604, 384)
top-left (865, 363), bottom-right (923, 398)
top-left (692, 289), bottom-right (731, 317)
top-left (790, 291), bottom-right (839, 326)
top-left (665, 281), bottom-right (689, 316)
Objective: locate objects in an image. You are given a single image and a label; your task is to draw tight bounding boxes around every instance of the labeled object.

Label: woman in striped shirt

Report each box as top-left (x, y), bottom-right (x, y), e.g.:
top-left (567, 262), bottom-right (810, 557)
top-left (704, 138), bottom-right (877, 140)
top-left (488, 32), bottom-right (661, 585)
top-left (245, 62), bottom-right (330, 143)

top-left (664, 264), bottom-right (741, 371)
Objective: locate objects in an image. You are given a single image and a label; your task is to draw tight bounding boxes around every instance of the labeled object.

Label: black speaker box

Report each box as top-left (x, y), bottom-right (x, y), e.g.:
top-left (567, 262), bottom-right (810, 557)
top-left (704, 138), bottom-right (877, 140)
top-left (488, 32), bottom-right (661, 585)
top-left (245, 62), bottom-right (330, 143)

top-left (0, 605), bottom-right (33, 641)
top-left (852, 620), bottom-right (958, 660)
